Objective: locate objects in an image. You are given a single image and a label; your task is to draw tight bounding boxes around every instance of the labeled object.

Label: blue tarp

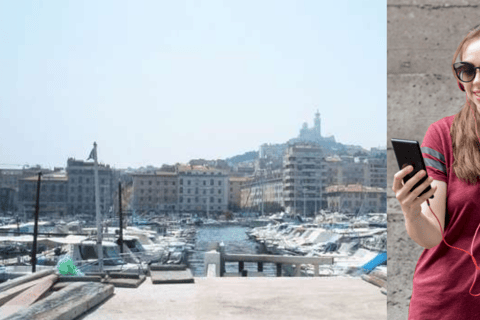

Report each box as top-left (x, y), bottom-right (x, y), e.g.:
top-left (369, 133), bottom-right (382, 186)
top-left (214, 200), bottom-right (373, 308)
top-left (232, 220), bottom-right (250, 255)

top-left (361, 251), bottom-right (387, 273)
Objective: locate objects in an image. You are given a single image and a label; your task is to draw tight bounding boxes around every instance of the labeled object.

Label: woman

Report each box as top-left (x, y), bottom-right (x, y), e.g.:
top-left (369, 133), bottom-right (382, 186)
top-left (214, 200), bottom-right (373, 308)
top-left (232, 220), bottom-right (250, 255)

top-left (392, 25), bottom-right (480, 319)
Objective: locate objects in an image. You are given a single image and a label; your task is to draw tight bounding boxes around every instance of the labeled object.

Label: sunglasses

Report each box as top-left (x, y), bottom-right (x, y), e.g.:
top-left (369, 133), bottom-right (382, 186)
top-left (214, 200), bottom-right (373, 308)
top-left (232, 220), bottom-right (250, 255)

top-left (453, 62), bottom-right (480, 82)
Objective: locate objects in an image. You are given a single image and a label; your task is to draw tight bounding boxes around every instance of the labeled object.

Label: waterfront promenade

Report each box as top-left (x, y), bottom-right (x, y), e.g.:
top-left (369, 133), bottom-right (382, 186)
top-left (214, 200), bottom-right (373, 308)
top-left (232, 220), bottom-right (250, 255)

top-left (80, 276), bottom-right (386, 320)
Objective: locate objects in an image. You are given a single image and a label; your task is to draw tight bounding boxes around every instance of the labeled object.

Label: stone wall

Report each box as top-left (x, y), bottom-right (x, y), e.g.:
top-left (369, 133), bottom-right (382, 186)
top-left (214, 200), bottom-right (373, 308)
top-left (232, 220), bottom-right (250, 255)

top-left (387, 1), bottom-right (479, 319)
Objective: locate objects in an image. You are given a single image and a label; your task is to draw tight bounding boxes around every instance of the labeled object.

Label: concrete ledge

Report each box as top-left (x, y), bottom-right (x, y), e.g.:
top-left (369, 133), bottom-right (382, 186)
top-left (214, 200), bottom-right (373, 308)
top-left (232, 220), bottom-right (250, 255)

top-left (2, 282), bottom-right (114, 320)
top-left (149, 264), bottom-right (187, 271)
top-left (224, 253), bottom-right (333, 265)
top-left (207, 264), bottom-right (217, 278)
top-left (151, 269), bottom-right (194, 284)
top-left (361, 274), bottom-right (387, 289)
top-left (106, 275), bottom-right (146, 288)
top-left (204, 251), bottom-right (220, 277)
top-left (108, 272), bottom-right (140, 279)
top-left (0, 269), bottom-right (54, 293)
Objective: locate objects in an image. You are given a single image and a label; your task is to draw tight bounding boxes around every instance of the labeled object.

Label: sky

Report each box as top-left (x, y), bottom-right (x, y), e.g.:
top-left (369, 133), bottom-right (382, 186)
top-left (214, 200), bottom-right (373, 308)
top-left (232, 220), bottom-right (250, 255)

top-left (0, 1), bottom-right (386, 169)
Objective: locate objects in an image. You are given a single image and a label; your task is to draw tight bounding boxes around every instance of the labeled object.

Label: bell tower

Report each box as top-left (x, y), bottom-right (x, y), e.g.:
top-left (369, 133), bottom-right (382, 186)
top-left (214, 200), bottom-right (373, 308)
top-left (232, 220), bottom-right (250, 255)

top-left (314, 110), bottom-right (321, 137)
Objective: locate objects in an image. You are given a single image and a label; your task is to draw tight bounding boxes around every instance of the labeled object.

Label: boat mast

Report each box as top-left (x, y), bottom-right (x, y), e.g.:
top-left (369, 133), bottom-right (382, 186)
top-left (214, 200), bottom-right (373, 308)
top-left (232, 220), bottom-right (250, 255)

top-left (91, 142), bottom-right (103, 273)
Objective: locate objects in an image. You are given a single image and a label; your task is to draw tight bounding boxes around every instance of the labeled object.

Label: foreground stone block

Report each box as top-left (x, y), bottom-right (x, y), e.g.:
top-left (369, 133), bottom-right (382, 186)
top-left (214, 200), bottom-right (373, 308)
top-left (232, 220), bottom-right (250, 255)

top-left (150, 269), bottom-right (194, 284)
top-left (0, 269), bottom-right (54, 293)
top-left (2, 282), bottom-right (114, 320)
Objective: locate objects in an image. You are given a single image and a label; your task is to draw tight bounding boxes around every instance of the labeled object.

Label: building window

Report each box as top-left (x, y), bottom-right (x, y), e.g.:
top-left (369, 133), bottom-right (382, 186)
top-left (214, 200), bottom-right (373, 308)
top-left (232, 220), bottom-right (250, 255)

top-left (172, 182), bottom-right (176, 186)
top-left (218, 181), bottom-right (222, 186)
top-left (140, 181), bottom-right (144, 186)
top-left (218, 199), bottom-right (221, 203)
top-left (180, 187), bottom-right (183, 193)
top-left (210, 179), bottom-right (214, 185)
top-left (210, 197), bottom-right (214, 203)
top-left (218, 190), bottom-right (221, 194)
top-left (187, 180), bottom-right (191, 186)
top-left (187, 189), bottom-right (191, 194)
top-left (180, 179), bottom-right (183, 185)
top-left (149, 181), bottom-right (152, 185)
top-left (187, 198), bottom-right (191, 203)
top-left (210, 189), bottom-right (214, 194)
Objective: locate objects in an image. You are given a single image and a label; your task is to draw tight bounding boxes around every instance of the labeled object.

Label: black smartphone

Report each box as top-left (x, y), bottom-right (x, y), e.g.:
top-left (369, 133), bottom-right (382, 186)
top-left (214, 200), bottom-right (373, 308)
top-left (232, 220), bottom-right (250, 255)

top-left (391, 138), bottom-right (434, 199)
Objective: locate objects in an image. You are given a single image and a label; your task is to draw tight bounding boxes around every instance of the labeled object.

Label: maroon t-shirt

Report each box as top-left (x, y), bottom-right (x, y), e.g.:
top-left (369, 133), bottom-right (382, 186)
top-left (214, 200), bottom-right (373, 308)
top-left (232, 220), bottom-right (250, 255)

top-left (409, 115), bottom-right (480, 319)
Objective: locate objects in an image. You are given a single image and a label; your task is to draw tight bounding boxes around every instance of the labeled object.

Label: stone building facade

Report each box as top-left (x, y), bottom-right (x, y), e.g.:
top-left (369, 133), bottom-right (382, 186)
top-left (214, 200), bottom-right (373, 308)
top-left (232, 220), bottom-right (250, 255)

top-left (325, 184), bottom-right (386, 215)
top-left (283, 143), bottom-right (323, 216)
top-left (177, 165), bottom-right (229, 216)
top-left (18, 172), bottom-right (68, 219)
top-left (228, 177), bottom-right (250, 211)
top-left (66, 158), bottom-right (114, 217)
top-left (132, 172), bottom-right (178, 213)
top-left (240, 170), bottom-right (283, 212)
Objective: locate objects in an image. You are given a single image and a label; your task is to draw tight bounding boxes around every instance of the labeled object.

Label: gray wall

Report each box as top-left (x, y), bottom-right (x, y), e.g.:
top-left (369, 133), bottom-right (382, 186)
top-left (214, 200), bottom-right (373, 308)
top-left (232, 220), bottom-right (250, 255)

top-left (387, 1), bottom-right (479, 319)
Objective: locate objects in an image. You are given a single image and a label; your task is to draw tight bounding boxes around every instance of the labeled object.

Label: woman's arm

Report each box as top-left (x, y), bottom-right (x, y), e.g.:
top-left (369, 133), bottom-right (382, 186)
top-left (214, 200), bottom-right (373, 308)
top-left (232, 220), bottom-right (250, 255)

top-left (405, 180), bottom-right (447, 249)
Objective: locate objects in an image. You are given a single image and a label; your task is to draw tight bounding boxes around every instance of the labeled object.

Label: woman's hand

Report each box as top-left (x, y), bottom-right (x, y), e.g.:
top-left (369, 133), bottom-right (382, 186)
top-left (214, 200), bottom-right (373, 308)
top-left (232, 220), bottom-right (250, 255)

top-left (392, 165), bottom-right (437, 222)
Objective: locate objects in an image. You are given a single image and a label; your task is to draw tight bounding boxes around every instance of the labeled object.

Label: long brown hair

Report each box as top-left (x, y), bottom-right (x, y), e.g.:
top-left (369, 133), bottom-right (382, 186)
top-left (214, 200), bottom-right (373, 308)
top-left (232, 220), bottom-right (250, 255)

top-left (451, 26), bottom-right (480, 184)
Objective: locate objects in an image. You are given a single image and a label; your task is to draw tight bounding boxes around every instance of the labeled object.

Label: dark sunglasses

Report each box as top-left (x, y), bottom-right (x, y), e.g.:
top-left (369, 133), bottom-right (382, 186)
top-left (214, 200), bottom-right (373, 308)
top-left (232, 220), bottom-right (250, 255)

top-left (453, 62), bottom-right (480, 82)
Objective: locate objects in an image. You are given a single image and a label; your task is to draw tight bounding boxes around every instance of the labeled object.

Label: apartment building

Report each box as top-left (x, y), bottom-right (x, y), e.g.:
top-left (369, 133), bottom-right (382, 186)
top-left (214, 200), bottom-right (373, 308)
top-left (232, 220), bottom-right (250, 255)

top-left (18, 172), bottom-right (68, 218)
top-left (283, 143), bottom-right (323, 216)
top-left (324, 184), bottom-right (386, 214)
top-left (228, 176), bottom-right (250, 211)
top-left (177, 165), bottom-right (229, 215)
top-left (66, 158), bottom-right (114, 217)
top-left (132, 172), bottom-right (178, 213)
top-left (240, 170), bottom-right (283, 212)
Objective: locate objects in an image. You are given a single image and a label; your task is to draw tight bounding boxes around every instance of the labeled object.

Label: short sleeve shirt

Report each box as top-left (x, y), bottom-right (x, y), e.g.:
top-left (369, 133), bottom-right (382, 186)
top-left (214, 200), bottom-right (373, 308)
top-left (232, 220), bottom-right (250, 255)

top-left (409, 115), bottom-right (480, 319)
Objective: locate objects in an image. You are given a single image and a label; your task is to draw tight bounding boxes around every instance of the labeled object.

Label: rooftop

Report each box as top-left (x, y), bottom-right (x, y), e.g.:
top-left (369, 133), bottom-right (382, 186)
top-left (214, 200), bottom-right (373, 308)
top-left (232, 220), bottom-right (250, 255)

top-left (325, 184), bottom-right (385, 193)
top-left (20, 172), bottom-right (68, 182)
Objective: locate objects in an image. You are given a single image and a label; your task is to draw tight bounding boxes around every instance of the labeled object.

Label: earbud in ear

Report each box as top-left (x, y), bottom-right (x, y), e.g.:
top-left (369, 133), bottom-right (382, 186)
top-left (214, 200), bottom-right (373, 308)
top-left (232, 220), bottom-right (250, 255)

top-left (458, 81), bottom-right (466, 92)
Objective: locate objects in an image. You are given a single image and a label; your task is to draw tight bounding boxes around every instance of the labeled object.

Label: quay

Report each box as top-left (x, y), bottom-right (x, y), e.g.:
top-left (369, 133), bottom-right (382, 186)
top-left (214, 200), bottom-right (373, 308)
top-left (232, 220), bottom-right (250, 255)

top-left (80, 277), bottom-right (386, 320)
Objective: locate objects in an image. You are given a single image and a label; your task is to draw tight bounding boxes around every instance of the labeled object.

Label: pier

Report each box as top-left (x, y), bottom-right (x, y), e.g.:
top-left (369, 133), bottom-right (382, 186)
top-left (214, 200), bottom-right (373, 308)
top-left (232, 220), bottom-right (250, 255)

top-left (80, 276), bottom-right (386, 320)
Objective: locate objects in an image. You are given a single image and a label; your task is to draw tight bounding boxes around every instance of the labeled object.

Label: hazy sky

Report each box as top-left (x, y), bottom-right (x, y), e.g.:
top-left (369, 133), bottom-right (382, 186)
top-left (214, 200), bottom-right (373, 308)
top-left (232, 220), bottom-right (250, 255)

top-left (0, 1), bottom-right (386, 169)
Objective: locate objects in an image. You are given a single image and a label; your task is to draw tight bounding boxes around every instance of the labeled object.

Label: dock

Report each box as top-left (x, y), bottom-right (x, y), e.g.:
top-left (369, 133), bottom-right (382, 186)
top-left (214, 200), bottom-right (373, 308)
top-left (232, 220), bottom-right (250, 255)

top-left (79, 276), bottom-right (386, 320)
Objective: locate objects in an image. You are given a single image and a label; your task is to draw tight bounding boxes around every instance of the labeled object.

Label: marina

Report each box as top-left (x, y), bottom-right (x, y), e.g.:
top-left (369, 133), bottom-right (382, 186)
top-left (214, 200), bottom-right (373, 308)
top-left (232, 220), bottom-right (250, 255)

top-left (0, 212), bottom-right (386, 319)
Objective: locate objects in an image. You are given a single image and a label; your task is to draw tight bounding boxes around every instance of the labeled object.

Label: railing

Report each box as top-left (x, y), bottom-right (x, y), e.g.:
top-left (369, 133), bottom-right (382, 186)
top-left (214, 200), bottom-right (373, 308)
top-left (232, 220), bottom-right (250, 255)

top-left (207, 244), bottom-right (334, 277)
top-left (221, 253), bottom-right (334, 277)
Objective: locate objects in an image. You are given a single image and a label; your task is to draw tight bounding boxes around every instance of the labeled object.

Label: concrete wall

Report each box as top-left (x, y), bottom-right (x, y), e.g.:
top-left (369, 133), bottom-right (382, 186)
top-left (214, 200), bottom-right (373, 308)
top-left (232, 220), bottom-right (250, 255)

top-left (387, 1), bottom-right (479, 319)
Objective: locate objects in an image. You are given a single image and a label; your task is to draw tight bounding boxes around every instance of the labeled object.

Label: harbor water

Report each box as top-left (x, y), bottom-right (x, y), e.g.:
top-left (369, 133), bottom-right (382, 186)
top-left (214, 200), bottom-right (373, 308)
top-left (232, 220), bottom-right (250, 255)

top-left (188, 225), bottom-right (277, 276)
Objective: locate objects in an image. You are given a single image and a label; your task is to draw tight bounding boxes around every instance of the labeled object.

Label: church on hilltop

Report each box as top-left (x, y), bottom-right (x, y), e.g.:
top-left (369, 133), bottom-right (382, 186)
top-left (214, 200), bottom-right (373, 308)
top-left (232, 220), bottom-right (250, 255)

top-left (288, 110), bottom-right (337, 147)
